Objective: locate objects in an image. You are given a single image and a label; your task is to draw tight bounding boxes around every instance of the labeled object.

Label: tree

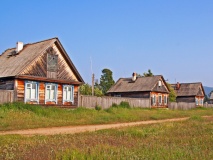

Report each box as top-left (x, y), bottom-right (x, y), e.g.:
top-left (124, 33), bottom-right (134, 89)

top-left (80, 83), bottom-right (103, 96)
top-left (167, 83), bottom-right (177, 102)
top-left (143, 69), bottom-right (153, 77)
top-left (100, 68), bottom-right (115, 95)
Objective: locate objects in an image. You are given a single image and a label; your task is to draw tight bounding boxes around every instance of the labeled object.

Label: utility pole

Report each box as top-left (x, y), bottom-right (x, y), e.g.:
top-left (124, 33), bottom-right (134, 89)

top-left (92, 73), bottom-right (94, 96)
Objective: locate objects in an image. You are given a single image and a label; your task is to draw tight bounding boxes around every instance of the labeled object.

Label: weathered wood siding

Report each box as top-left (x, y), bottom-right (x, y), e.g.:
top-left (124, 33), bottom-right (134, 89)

top-left (20, 44), bottom-right (78, 81)
top-left (16, 79), bottom-right (78, 106)
top-left (79, 95), bottom-right (150, 109)
top-left (0, 90), bottom-right (14, 104)
top-left (176, 96), bottom-right (195, 103)
top-left (150, 92), bottom-right (169, 108)
top-left (16, 79), bottom-right (25, 102)
top-left (0, 79), bottom-right (14, 90)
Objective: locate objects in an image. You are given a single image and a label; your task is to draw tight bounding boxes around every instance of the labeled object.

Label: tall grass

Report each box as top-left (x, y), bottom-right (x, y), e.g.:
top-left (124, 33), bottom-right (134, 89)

top-left (0, 117), bottom-right (212, 159)
top-left (0, 102), bottom-right (213, 131)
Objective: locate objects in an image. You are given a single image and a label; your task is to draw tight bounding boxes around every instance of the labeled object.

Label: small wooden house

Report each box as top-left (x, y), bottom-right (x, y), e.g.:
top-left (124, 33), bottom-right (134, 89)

top-left (0, 37), bottom-right (84, 107)
top-left (107, 73), bottom-right (170, 108)
top-left (171, 82), bottom-right (205, 106)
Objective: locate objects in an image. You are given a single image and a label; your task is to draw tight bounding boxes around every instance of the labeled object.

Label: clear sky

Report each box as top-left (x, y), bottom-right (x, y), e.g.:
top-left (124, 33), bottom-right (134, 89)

top-left (1, 0), bottom-right (213, 86)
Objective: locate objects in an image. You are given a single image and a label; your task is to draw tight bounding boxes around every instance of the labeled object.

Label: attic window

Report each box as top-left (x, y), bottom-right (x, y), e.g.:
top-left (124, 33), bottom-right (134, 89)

top-left (158, 80), bottom-right (162, 87)
top-left (47, 53), bottom-right (58, 72)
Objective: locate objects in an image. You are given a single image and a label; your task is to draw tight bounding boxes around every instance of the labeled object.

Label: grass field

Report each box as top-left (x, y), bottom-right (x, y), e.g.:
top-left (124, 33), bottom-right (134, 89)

top-left (0, 116), bottom-right (212, 159)
top-left (0, 102), bottom-right (213, 131)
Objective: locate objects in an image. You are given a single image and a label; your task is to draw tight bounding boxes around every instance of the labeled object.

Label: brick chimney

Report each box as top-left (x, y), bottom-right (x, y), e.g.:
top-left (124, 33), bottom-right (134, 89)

top-left (176, 82), bottom-right (180, 90)
top-left (16, 42), bottom-right (23, 53)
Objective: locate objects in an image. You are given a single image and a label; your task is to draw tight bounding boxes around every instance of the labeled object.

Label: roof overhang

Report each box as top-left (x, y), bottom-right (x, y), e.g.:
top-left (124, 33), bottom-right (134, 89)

top-left (15, 75), bottom-right (83, 85)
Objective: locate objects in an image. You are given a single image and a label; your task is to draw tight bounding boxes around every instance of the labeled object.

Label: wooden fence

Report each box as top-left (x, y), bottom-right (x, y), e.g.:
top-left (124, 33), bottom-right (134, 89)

top-left (79, 95), bottom-right (150, 109)
top-left (0, 90), bottom-right (14, 104)
top-left (169, 102), bottom-right (197, 110)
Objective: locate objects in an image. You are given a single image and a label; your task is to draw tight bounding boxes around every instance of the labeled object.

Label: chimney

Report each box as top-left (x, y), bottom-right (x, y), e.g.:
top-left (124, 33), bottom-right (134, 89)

top-left (132, 72), bottom-right (137, 81)
top-left (176, 82), bottom-right (180, 90)
top-left (16, 42), bottom-right (23, 53)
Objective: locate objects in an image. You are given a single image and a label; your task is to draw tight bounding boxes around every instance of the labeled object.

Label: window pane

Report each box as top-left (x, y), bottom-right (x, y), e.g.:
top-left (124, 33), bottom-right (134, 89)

top-left (50, 89), bottom-right (55, 99)
top-left (63, 89), bottom-right (67, 100)
top-left (46, 89), bottom-right (50, 99)
top-left (67, 89), bottom-right (71, 100)
top-left (26, 88), bottom-right (31, 99)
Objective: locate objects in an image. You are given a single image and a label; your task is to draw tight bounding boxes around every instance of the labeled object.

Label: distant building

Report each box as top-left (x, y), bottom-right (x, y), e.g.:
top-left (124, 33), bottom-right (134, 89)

top-left (171, 82), bottom-right (205, 106)
top-left (107, 73), bottom-right (170, 108)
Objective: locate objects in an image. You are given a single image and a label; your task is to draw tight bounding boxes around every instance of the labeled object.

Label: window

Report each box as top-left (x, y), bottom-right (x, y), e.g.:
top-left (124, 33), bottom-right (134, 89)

top-left (158, 94), bottom-right (162, 104)
top-left (151, 94), bottom-right (156, 106)
top-left (63, 85), bottom-right (74, 103)
top-left (164, 95), bottom-right (167, 104)
top-left (200, 99), bottom-right (203, 106)
top-left (25, 81), bottom-right (39, 103)
top-left (45, 83), bottom-right (57, 103)
top-left (195, 98), bottom-right (198, 105)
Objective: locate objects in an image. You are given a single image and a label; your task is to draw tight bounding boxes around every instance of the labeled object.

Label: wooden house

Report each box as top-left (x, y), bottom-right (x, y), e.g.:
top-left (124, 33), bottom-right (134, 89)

top-left (171, 82), bottom-right (205, 106)
top-left (107, 73), bottom-right (170, 108)
top-left (0, 37), bottom-right (84, 107)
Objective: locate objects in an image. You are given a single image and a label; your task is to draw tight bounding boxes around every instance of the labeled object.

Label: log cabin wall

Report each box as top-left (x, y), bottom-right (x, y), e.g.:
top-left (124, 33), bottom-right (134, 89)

top-left (176, 96), bottom-right (195, 103)
top-left (111, 92), bottom-right (150, 98)
top-left (16, 79), bottom-right (79, 107)
top-left (150, 92), bottom-right (169, 108)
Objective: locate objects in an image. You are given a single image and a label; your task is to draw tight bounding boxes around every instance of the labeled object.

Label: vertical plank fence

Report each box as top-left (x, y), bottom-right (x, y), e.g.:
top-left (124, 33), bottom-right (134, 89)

top-left (79, 95), bottom-right (150, 109)
top-left (0, 90), bottom-right (14, 104)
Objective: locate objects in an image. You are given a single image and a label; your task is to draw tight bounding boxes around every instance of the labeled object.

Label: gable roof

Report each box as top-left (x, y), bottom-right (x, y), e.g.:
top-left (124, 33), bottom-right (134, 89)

top-left (0, 37), bottom-right (84, 83)
top-left (173, 82), bottom-right (205, 97)
top-left (107, 75), bottom-right (169, 93)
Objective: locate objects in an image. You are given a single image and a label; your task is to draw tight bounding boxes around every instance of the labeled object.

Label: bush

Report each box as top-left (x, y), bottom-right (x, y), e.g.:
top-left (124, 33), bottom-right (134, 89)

top-left (95, 105), bottom-right (102, 111)
top-left (119, 101), bottom-right (131, 109)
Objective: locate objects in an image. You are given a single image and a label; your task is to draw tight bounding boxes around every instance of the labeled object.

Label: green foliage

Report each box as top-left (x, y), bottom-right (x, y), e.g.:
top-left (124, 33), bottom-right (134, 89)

top-left (99, 68), bottom-right (115, 95)
top-left (95, 105), bottom-right (102, 111)
top-left (143, 69), bottom-right (153, 77)
top-left (80, 83), bottom-right (103, 96)
top-left (167, 83), bottom-right (177, 102)
top-left (80, 83), bottom-right (92, 95)
top-left (119, 101), bottom-right (131, 108)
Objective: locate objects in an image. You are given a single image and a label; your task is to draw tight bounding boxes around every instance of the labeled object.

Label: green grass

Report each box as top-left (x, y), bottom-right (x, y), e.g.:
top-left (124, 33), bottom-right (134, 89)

top-left (0, 102), bottom-right (213, 131)
top-left (0, 117), bottom-right (212, 159)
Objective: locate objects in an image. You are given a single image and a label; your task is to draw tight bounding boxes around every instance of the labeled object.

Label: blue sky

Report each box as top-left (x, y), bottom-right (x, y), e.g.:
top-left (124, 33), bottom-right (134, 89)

top-left (1, 0), bottom-right (213, 86)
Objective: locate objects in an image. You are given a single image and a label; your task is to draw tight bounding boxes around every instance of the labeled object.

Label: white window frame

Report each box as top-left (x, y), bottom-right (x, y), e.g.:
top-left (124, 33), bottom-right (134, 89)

top-left (63, 85), bottom-right (74, 104)
top-left (164, 95), bottom-right (167, 105)
top-left (195, 98), bottom-right (198, 105)
top-left (45, 83), bottom-right (58, 104)
top-left (200, 99), bottom-right (203, 106)
top-left (24, 81), bottom-right (39, 103)
top-left (152, 94), bottom-right (156, 105)
top-left (158, 94), bottom-right (162, 105)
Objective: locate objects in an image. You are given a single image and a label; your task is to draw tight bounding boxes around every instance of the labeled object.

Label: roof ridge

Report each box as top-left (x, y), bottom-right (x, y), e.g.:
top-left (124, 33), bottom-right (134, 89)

top-left (0, 37), bottom-right (58, 56)
top-left (27, 37), bottom-right (58, 45)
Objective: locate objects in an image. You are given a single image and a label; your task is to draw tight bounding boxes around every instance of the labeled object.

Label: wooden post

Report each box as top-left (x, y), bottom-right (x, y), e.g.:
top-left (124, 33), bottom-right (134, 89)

top-left (92, 73), bottom-right (94, 96)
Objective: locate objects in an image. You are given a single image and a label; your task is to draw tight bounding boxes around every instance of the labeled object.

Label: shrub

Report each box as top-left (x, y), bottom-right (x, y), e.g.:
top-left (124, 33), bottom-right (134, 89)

top-left (119, 101), bottom-right (131, 109)
top-left (95, 105), bottom-right (102, 111)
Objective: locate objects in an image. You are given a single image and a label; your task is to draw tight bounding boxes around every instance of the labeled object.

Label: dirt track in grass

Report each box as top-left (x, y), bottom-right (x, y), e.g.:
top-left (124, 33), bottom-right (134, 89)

top-left (1, 116), bottom-right (212, 136)
top-left (0, 117), bottom-right (197, 136)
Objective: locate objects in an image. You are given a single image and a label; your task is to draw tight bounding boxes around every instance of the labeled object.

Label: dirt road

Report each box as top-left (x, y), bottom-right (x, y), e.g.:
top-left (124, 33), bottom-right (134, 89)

top-left (0, 117), bottom-right (192, 136)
